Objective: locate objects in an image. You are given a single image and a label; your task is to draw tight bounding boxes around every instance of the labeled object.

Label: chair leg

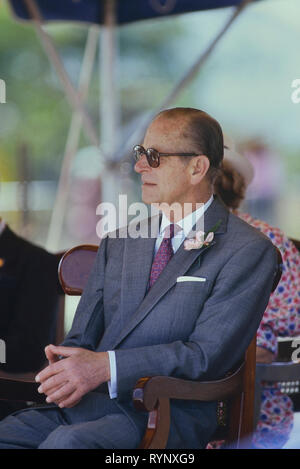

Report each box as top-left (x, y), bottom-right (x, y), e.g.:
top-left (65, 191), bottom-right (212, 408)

top-left (227, 394), bottom-right (244, 448)
top-left (139, 397), bottom-right (170, 449)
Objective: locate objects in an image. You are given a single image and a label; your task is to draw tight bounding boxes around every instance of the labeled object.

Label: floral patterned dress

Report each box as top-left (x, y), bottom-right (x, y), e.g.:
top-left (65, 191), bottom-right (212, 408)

top-left (238, 212), bottom-right (300, 449)
top-left (207, 212), bottom-right (300, 449)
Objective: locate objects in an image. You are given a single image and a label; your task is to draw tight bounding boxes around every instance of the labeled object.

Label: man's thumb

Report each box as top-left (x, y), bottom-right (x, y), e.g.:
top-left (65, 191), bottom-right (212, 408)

top-left (46, 345), bottom-right (77, 358)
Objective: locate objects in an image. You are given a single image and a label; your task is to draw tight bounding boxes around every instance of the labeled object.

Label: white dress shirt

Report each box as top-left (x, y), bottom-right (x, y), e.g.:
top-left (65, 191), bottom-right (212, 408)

top-left (107, 195), bottom-right (214, 398)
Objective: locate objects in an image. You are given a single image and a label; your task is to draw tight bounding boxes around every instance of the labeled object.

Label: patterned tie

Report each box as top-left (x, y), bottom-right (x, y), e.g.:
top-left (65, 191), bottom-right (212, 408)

top-left (148, 223), bottom-right (175, 289)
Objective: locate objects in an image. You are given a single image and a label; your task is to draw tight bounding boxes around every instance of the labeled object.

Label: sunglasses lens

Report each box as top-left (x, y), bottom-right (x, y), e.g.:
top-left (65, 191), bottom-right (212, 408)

top-left (147, 149), bottom-right (159, 168)
top-left (133, 145), bottom-right (145, 161)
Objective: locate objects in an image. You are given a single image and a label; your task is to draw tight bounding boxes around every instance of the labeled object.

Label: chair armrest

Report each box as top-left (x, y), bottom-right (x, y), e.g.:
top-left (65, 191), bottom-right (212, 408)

top-left (256, 361), bottom-right (300, 382)
top-left (254, 361), bottom-right (300, 428)
top-left (132, 364), bottom-right (244, 449)
top-left (133, 363), bottom-right (244, 412)
top-left (0, 370), bottom-right (44, 403)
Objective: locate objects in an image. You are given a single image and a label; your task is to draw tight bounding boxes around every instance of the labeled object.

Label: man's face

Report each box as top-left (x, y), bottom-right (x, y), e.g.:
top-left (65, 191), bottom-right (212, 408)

top-left (134, 117), bottom-right (193, 206)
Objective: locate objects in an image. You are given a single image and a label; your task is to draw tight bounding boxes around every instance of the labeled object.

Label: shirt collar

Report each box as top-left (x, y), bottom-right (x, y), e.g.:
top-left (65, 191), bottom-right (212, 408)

top-left (159, 195), bottom-right (214, 238)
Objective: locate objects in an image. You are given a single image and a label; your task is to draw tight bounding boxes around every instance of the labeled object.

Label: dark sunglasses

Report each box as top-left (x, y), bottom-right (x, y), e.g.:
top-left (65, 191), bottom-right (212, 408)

top-left (133, 145), bottom-right (199, 168)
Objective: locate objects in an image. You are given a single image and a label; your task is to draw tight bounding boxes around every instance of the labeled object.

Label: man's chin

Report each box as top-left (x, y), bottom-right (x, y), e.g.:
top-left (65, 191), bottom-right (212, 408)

top-left (141, 188), bottom-right (160, 205)
top-left (142, 196), bottom-right (159, 205)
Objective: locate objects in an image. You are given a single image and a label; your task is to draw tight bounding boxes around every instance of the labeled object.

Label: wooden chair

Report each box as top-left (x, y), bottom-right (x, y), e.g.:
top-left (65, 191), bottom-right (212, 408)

top-left (58, 244), bottom-right (281, 448)
top-left (134, 338), bottom-right (256, 449)
top-left (254, 238), bottom-right (300, 428)
top-left (132, 246), bottom-right (283, 449)
top-left (0, 243), bottom-right (281, 449)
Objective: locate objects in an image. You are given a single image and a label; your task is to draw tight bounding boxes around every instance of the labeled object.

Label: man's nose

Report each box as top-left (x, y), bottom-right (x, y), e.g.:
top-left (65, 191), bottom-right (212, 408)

top-left (134, 154), bottom-right (151, 173)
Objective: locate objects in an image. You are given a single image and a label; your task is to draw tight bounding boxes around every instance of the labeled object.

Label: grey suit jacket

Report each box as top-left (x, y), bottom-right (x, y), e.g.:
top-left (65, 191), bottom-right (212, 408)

top-left (62, 197), bottom-right (278, 447)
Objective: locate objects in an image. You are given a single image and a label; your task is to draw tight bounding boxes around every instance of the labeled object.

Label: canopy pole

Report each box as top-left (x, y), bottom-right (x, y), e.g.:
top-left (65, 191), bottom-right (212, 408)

top-left (117, 0), bottom-right (254, 161)
top-left (99, 0), bottom-right (123, 212)
top-left (158, 0), bottom-right (254, 110)
top-left (46, 27), bottom-right (99, 250)
top-left (23, 0), bottom-right (99, 147)
top-left (100, 0), bottom-right (120, 159)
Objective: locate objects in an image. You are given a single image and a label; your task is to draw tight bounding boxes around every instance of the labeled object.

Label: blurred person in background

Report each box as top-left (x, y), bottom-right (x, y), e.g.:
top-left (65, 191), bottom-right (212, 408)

top-left (214, 136), bottom-right (300, 449)
top-left (241, 139), bottom-right (284, 226)
top-left (0, 214), bottom-right (64, 419)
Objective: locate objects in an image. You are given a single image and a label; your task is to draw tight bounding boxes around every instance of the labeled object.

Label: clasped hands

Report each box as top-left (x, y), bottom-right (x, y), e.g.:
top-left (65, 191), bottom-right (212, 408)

top-left (35, 345), bottom-right (110, 409)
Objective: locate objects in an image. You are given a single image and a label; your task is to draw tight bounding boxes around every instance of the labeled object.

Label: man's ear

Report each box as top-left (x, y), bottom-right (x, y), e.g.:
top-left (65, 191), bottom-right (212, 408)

top-left (190, 155), bottom-right (210, 185)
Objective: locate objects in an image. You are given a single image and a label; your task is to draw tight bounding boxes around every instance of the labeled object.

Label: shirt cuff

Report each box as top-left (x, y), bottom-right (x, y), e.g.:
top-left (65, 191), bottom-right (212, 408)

top-left (107, 350), bottom-right (117, 399)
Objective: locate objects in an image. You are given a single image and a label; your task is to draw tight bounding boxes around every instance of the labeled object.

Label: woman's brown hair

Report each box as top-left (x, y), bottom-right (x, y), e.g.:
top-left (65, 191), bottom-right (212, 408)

top-left (214, 160), bottom-right (246, 210)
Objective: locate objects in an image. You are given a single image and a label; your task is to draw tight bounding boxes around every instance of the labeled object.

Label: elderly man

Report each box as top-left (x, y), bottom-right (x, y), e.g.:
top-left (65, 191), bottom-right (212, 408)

top-left (0, 108), bottom-right (277, 449)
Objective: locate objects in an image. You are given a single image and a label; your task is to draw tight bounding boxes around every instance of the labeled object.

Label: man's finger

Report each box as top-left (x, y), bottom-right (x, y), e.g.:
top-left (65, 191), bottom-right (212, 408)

top-left (58, 390), bottom-right (82, 409)
top-left (45, 345), bottom-right (79, 358)
top-left (45, 345), bottom-right (59, 364)
top-left (37, 372), bottom-right (66, 395)
top-left (35, 360), bottom-right (64, 383)
top-left (46, 382), bottom-right (75, 404)
top-left (41, 381), bottom-right (68, 400)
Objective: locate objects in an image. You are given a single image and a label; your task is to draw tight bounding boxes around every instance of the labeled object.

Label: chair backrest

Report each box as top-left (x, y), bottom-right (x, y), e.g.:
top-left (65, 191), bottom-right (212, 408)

top-left (54, 251), bottom-right (67, 344)
top-left (58, 244), bottom-right (98, 295)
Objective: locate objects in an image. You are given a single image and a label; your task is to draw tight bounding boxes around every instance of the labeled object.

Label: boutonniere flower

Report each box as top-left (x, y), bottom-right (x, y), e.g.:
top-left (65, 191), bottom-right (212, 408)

top-left (184, 219), bottom-right (222, 251)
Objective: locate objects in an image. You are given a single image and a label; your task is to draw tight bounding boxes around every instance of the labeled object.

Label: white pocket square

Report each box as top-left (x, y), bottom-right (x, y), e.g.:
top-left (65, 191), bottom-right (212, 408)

top-left (176, 276), bottom-right (206, 283)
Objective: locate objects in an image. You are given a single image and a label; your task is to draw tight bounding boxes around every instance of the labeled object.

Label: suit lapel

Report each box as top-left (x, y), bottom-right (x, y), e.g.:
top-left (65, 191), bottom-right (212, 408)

top-left (111, 197), bottom-right (229, 349)
top-left (120, 216), bottom-right (158, 322)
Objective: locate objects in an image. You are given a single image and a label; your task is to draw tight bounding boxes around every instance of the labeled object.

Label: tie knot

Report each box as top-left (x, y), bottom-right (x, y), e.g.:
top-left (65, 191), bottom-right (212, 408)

top-left (164, 223), bottom-right (177, 240)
